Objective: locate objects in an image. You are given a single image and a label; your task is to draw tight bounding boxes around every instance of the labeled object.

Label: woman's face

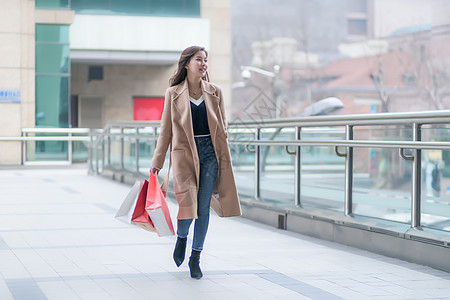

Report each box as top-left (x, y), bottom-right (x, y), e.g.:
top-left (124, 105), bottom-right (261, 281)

top-left (185, 50), bottom-right (207, 79)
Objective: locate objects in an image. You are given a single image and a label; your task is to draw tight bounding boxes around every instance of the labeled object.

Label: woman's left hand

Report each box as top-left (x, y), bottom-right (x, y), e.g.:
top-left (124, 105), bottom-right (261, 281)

top-left (150, 167), bottom-right (160, 175)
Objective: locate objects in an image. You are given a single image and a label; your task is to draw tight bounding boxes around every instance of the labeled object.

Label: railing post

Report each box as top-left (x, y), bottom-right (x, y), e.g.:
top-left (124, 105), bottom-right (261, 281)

top-left (22, 130), bottom-right (27, 165)
top-left (135, 127), bottom-right (140, 174)
top-left (154, 127), bottom-right (158, 150)
top-left (88, 133), bottom-right (93, 174)
top-left (120, 126), bottom-right (124, 170)
top-left (294, 126), bottom-right (302, 206)
top-left (68, 131), bottom-right (73, 164)
top-left (255, 127), bottom-right (261, 200)
top-left (94, 135), bottom-right (99, 174)
top-left (411, 123), bottom-right (422, 228)
top-left (100, 136), bottom-right (105, 174)
top-left (345, 125), bottom-right (354, 215)
top-left (107, 127), bottom-right (111, 166)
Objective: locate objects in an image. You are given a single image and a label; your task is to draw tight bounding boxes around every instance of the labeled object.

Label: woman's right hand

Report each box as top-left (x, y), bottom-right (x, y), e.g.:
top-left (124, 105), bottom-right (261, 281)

top-left (150, 167), bottom-right (160, 175)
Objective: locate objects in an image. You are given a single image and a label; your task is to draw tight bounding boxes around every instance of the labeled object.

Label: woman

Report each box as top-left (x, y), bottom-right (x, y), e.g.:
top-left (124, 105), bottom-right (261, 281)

top-left (150, 46), bottom-right (241, 279)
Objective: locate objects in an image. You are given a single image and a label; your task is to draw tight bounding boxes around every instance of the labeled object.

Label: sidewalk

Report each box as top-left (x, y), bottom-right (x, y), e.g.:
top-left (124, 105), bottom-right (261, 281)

top-left (0, 167), bottom-right (449, 300)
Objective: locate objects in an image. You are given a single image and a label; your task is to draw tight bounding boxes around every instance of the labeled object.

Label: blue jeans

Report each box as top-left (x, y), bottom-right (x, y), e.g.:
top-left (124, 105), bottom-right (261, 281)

top-left (177, 136), bottom-right (218, 251)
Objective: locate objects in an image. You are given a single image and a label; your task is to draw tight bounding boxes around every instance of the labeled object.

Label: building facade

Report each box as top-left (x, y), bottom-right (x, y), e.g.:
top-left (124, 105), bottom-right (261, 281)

top-left (0, 0), bottom-right (231, 164)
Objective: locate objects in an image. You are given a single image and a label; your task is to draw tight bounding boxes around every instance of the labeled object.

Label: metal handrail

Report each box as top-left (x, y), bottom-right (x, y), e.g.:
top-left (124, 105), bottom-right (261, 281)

top-left (100, 110), bottom-right (450, 129)
top-left (22, 128), bottom-right (92, 133)
top-left (0, 137), bottom-right (90, 141)
top-left (228, 139), bottom-right (450, 150)
top-left (229, 109), bottom-right (450, 127)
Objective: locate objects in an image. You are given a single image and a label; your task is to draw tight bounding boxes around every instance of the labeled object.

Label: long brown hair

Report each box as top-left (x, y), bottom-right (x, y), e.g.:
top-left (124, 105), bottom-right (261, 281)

top-left (169, 46), bottom-right (209, 87)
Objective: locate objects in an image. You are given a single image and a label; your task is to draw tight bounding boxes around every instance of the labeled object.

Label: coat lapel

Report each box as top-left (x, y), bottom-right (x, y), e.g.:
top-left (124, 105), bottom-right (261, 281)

top-left (202, 80), bottom-right (220, 146)
top-left (172, 80), bottom-right (196, 155)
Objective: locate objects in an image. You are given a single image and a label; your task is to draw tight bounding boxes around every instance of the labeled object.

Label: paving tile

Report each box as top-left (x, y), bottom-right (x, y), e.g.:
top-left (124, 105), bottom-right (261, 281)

top-left (395, 279), bottom-right (450, 289)
top-left (0, 232), bottom-right (29, 248)
top-left (264, 288), bottom-right (312, 300)
top-left (93, 278), bottom-right (142, 299)
top-left (327, 278), bottom-right (361, 287)
top-left (64, 279), bottom-right (109, 298)
top-left (199, 291), bottom-right (251, 300)
top-left (0, 277), bottom-right (14, 300)
top-left (0, 251), bottom-right (32, 279)
top-left (377, 284), bottom-right (434, 298)
top-left (37, 281), bottom-right (80, 300)
top-left (423, 288), bottom-right (450, 297)
top-left (302, 279), bottom-right (371, 299)
top-left (348, 284), bottom-right (393, 297)
top-left (120, 276), bottom-right (181, 299)
top-left (5, 278), bottom-right (47, 300)
top-left (12, 249), bottom-right (59, 278)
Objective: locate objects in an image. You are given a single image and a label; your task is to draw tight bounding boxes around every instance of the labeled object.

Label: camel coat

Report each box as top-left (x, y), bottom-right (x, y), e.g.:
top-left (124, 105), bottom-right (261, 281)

top-left (151, 79), bottom-right (242, 220)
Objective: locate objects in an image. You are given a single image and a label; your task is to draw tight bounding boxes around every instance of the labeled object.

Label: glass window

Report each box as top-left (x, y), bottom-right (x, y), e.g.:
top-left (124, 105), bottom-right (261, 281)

top-left (36, 24), bottom-right (70, 128)
top-left (36, 25), bottom-right (69, 43)
top-left (36, 76), bottom-right (69, 128)
top-left (348, 19), bottom-right (367, 35)
top-left (70, 0), bottom-right (200, 17)
top-left (36, 0), bottom-right (70, 9)
top-left (36, 44), bottom-right (70, 74)
top-left (88, 66), bottom-right (104, 81)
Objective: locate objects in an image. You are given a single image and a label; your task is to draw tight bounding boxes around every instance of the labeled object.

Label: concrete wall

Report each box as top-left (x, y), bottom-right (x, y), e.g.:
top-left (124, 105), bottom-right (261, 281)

top-left (432, 0), bottom-right (450, 27)
top-left (0, 1), bottom-right (75, 164)
top-left (0, 0), bottom-right (35, 164)
top-left (71, 64), bottom-right (176, 126)
top-left (202, 0), bottom-right (232, 121)
top-left (372, 0), bottom-right (432, 38)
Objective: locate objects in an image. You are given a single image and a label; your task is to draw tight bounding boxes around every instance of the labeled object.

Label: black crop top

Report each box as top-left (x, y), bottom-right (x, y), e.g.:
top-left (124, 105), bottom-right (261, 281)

top-left (190, 97), bottom-right (210, 136)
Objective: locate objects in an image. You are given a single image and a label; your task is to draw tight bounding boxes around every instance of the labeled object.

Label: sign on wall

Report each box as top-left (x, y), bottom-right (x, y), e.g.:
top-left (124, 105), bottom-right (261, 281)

top-left (0, 89), bottom-right (21, 103)
top-left (133, 97), bottom-right (164, 121)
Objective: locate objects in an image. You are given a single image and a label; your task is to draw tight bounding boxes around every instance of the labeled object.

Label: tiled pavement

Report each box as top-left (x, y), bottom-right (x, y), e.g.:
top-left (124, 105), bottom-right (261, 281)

top-left (0, 167), bottom-right (449, 300)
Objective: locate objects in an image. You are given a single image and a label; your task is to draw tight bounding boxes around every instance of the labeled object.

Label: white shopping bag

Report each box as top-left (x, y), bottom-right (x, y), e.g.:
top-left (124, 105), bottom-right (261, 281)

top-left (115, 181), bottom-right (143, 225)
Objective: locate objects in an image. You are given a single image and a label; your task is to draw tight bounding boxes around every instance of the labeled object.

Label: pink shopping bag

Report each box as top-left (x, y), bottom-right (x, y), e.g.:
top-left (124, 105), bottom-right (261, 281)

top-left (131, 180), bottom-right (157, 233)
top-left (145, 172), bottom-right (175, 237)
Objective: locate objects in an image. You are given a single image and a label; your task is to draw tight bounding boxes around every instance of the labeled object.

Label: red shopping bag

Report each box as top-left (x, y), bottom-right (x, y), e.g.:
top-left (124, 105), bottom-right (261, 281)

top-left (146, 172), bottom-right (175, 237)
top-left (131, 180), bottom-right (157, 232)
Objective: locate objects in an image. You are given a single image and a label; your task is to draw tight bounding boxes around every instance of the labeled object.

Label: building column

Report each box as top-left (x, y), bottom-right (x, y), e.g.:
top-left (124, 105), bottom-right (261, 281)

top-left (201, 0), bottom-right (232, 121)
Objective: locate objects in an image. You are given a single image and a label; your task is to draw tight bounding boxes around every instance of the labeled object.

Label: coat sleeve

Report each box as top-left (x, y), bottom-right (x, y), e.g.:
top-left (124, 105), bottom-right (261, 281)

top-left (151, 88), bottom-right (172, 169)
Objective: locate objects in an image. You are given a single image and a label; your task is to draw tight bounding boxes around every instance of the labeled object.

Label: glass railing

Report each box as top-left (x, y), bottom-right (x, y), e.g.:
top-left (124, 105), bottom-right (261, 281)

top-left (86, 111), bottom-right (450, 235)
top-left (89, 121), bottom-right (160, 176)
top-left (0, 128), bottom-right (94, 165)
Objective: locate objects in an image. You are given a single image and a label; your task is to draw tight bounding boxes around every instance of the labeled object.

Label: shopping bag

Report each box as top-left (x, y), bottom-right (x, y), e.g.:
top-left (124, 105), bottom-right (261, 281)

top-left (131, 180), bottom-right (157, 232)
top-left (114, 181), bottom-right (143, 224)
top-left (146, 172), bottom-right (175, 237)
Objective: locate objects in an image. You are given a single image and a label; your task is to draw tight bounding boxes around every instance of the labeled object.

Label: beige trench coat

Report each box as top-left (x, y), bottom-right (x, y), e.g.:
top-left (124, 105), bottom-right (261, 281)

top-left (151, 79), bottom-right (242, 220)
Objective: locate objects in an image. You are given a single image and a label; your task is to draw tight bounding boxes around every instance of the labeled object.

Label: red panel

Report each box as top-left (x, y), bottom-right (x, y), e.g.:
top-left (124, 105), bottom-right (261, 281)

top-left (133, 97), bottom-right (165, 121)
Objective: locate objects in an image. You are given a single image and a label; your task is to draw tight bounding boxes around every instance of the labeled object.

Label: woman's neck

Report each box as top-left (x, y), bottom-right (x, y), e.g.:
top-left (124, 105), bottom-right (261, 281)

top-left (187, 76), bottom-right (202, 100)
top-left (187, 75), bottom-right (202, 90)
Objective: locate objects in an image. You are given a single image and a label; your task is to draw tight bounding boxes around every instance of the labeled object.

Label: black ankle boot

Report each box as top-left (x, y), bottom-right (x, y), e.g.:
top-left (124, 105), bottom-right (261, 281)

top-left (188, 249), bottom-right (203, 279)
top-left (173, 237), bottom-right (187, 267)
